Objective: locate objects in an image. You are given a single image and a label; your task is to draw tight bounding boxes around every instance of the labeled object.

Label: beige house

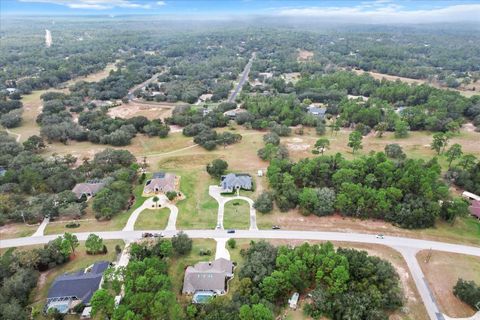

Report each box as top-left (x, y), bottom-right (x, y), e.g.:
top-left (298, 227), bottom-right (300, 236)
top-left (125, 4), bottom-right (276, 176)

top-left (143, 172), bottom-right (177, 195)
top-left (71, 182), bottom-right (105, 200)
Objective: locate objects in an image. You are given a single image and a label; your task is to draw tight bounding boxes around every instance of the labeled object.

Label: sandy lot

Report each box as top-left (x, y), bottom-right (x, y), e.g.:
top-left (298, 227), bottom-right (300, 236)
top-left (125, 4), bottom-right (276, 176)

top-left (108, 101), bottom-right (175, 120)
top-left (417, 250), bottom-right (480, 317)
top-left (297, 49), bottom-right (314, 61)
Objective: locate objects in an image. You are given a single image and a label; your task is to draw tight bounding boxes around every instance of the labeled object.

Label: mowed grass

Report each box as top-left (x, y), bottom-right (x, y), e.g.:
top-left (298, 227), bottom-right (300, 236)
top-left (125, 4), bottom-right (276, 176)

top-left (174, 170), bottom-right (218, 229)
top-left (134, 208), bottom-right (170, 230)
top-left (29, 240), bottom-right (124, 314)
top-left (0, 222), bottom-right (39, 239)
top-left (169, 239), bottom-right (216, 298)
top-left (223, 199), bottom-right (250, 230)
top-left (417, 250), bottom-right (480, 317)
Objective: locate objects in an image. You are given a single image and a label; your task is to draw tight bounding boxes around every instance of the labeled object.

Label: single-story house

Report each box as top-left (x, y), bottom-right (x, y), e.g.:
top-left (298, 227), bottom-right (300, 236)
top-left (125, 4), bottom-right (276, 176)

top-left (6, 88), bottom-right (18, 95)
top-left (71, 181), bottom-right (105, 200)
top-left (220, 173), bottom-right (253, 193)
top-left (469, 200), bottom-right (480, 220)
top-left (223, 108), bottom-right (246, 119)
top-left (182, 258), bottom-right (234, 298)
top-left (307, 104), bottom-right (326, 118)
top-left (144, 172), bottom-right (177, 194)
top-left (45, 261), bottom-right (110, 314)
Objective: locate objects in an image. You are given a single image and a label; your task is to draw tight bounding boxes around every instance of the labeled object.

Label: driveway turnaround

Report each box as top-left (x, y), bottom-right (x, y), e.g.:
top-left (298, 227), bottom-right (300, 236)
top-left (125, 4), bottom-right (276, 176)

top-left (209, 185), bottom-right (258, 230)
top-left (123, 195), bottom-right (178, 232)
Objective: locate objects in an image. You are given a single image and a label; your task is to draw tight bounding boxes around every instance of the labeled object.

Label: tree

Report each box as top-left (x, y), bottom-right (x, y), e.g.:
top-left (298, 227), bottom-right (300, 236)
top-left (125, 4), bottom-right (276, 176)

top-left (374, 122), bottom-right (388, 138)
top-left (153, 196), bottom-right (159, 208)
top-left (445, 143), bottom-right (463, 168)
top-left (394, 120), bottom-right (409, 138)
top-left (314, 138), bottom-right (330, 155)
top-left (239, 304), bottom-right (274, 320)
top-left (385, 143), bottom-right (406, 160)
top-left (299, 187), bottom-right (336, 216)
top-left (347, 131), bottom-right (363, 154)
top-left (63, 232), bottom-right (79, 255)
top-left (316, 122), bottom-right (326, 135)
top-left (206, 159), bottom-right (228, 178)
top-left (172, 231), bottom-right (192, 255)
top-left (440, 198), bottom-right (469, 223)
top-left (458, 154), bottom-right (477, 170)
top-left (90, 289), bottom-right (115, 320)
top-left (0, 109), bottom-right (22, 128)
top-left (166, 191), bottom-right (177, 201)
top-left (23, 135), bottom-right (46, 153)
top-left (263, 132), bottom-right (280, 146)
top-left (85, 234), bottom-right (104, 254)
top-left (254, 192), bottom-right (274, 213)
top-left (431, 132), bottom-right (448, 155)
top-left (453, 278), bottom-right (480, 309)
top-left (227, 238), bottom-right (236, 249)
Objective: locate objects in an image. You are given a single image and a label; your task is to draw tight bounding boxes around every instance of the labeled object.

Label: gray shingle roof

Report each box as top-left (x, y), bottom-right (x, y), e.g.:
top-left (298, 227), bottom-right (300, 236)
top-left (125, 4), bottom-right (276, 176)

top-left (182, 258), bottom-right (234, 295)
top-left (47, 261), bottom-right (109, 304)
top-left (144, 172), bottom-right (176, 194)
top-left (307, 105), bottom-right (326, 117)
top-left (71, 182), bottom-right (105, 199)
top-left (220, 173), bottom-right (252, 192)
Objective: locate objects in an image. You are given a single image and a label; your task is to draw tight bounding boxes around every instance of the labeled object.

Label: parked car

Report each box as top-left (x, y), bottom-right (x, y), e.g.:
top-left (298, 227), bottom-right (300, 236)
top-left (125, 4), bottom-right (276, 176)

top-left (227, 229), bottom-right (236, 234)
top-left (375, 234), bottom-right (384, 239)
top-left (153, 232), bottom-right (164, 238)
top-left (272, 225), bottom-right (280, 230)
top-left (142, 232), bottom-right (153, 238)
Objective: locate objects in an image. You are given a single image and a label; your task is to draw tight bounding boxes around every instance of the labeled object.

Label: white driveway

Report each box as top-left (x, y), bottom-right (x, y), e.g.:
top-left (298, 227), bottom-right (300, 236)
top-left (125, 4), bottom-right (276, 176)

top-left (32, 217), bottom-right (49, 237)
top-left (209, 185), bottom-right (258, 230)
top-left (123, 195), bottom-right (178, 231)
top-left (214, 238), bottom-right (231, 260)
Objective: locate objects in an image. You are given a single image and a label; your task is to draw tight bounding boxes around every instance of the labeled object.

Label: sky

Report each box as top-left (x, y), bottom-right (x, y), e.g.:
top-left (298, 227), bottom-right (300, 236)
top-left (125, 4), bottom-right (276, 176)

top-left (1, 0), bottom-right (480, 23)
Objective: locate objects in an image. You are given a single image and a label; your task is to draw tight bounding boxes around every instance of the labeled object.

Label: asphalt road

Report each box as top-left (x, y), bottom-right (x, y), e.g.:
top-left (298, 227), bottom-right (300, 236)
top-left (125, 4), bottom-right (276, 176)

top-left (227, 52), bottom-right (255, 103)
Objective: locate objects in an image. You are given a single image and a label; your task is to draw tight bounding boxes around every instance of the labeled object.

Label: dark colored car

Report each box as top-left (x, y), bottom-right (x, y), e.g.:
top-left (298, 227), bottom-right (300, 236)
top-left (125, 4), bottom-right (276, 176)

top-left (227, 229), bottom-right (236, 234)
top-left (142, 232), bottom-right (153, 238)
top-left (272, 225), bottom-right (280, 230)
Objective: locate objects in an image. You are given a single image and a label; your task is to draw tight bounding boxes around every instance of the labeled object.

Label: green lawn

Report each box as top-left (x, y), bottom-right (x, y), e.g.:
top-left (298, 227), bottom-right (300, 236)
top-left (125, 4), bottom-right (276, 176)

top-left (29, 240), bottom-right (124, 316)
top-left (169, 239), bottom-right (216, 299)
top-left (0, 223), bottom-right (38, 240)
top-left (223, 199), bottom-right (250, 230)
top-left (134, 208), bottom-right (170, 230)
top-left (175, 170), bottom-right (218, 229)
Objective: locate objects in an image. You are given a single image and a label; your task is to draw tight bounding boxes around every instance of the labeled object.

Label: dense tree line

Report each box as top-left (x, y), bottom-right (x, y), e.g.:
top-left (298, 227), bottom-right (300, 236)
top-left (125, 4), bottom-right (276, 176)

top-left (0, 234), bottom-right (78, 319)
top-left (0, 133), bottom-right (137, 223)
top-left (446, 154), bottom-right (480, 195)
top-left (267, 152), bottom-right (450, 229)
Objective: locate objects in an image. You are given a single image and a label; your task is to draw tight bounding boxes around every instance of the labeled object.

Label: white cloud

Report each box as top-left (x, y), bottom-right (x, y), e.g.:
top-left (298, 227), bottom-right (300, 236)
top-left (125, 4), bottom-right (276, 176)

top-left (274, 3), bottom-right (480, 24)
top-left (156, 1), bottom-right (165, 6)
top-left (18, 0), bottom-right (152, 10)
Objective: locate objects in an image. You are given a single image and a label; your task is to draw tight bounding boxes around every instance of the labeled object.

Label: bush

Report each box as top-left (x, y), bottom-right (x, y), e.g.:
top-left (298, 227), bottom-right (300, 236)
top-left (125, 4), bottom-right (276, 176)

top-left (172, 231), bottom-right (192, 255)
top-left (72, 303), bottom-right (86, 314)
top-left (199, 249), bottom-right (212, 256)
top-left (206, 159), bottom-right (228, 178)
top-left (453, 278), bottom-right (480, 309)
top-left (115, 244), bottom-right (122, 254)
top-left (254, 192), bottom-right (274, 214)
top-left (227, 238), bottom-right (236, 249)
top-left (166, 191), bottom-right (177, 201)
top-left (65, 222), bottom-right (80, 228)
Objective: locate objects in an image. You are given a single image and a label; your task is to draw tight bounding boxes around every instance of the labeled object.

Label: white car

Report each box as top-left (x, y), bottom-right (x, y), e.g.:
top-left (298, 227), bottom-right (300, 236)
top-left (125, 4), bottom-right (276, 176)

top-left (375, 234), bottom-right (384, 239)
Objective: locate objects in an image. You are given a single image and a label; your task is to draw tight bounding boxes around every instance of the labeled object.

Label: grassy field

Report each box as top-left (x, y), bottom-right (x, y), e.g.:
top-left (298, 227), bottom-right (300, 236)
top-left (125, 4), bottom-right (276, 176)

top-left (223, 199), bottom-right (251, 230)
top-left (173, 170), bottom-right (218, 229)
top-left (417, 250), bottom-right (480, 317)
top-left (169, 239), bottom-right (216, 299)
top-left (29, 240), bottom-right (124, 316)
top-left (134, 208), bottom-right (170, 230)
top-left (0, 222), bottom-right (39, 239)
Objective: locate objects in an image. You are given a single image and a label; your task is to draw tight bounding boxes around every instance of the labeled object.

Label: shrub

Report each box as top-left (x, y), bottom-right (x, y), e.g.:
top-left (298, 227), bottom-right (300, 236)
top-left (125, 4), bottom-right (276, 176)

top-left (65, 222), bottom-right (80, 228)
top-left (166, 191), bottom-right (177, 201)
top-left (227, 238), bottom-right (236, 249)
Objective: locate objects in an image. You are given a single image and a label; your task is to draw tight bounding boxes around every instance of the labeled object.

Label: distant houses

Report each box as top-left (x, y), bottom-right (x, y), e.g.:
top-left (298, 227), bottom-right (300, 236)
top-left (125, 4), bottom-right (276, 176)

top-left (71, 181), bottom-right (106, 200)
top-left (220, 173), bottom-right (253, 193)
top-left (307, 104), bottom-right (326, 118)
top-left (143, 172), bottom-right (177, 195)
top-left (45, 261), bottom-right (110, 315)
top-left (182, 258), bottom-right (235, 303)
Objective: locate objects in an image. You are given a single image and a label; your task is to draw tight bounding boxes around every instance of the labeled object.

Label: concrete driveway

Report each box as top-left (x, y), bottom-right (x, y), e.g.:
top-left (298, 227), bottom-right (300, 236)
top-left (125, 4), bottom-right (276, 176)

top-left (123, 195), bottom-right (178, 231)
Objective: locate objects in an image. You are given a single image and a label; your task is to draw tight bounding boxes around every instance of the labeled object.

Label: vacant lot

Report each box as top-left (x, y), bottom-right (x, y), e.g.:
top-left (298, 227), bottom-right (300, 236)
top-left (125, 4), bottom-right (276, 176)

top-left (417, 250), bottom-right (480, 317)
top-left (223, 199), bottom-right (250, 229)
top-left (297, 49), bottom-right (314, 61)
top-left (108, 101), bottom-right (175, 120)
top-left (134, 208), bottom-right (170, 230)
top-left (0, 222), bottom-right (38, 239)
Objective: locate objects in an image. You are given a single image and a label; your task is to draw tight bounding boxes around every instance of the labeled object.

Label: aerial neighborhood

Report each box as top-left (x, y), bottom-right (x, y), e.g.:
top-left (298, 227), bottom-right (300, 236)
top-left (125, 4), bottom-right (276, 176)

top-left (1, 2), bottom-right (480, 320)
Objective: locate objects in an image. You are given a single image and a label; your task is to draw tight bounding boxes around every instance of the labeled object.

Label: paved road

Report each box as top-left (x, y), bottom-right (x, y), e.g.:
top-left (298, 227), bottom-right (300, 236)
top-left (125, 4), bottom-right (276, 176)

top-left (227, 52), bottom-right (255, 103)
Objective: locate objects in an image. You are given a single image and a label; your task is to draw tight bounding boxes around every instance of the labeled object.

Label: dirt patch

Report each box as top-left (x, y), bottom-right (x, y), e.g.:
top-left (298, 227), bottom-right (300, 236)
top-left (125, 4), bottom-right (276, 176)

top-left (108, 101), bottom-right (174, 120)
top-left (462, 122), bottom-right (477, 133)
top-left (417, 250), bottom-right (480, 318)
top-left (282, 72), bottom-right (302, 84)
top-left (285, 137), bottom-right (311, 152)
top-left (297, 49), bottom-right (314, 62)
